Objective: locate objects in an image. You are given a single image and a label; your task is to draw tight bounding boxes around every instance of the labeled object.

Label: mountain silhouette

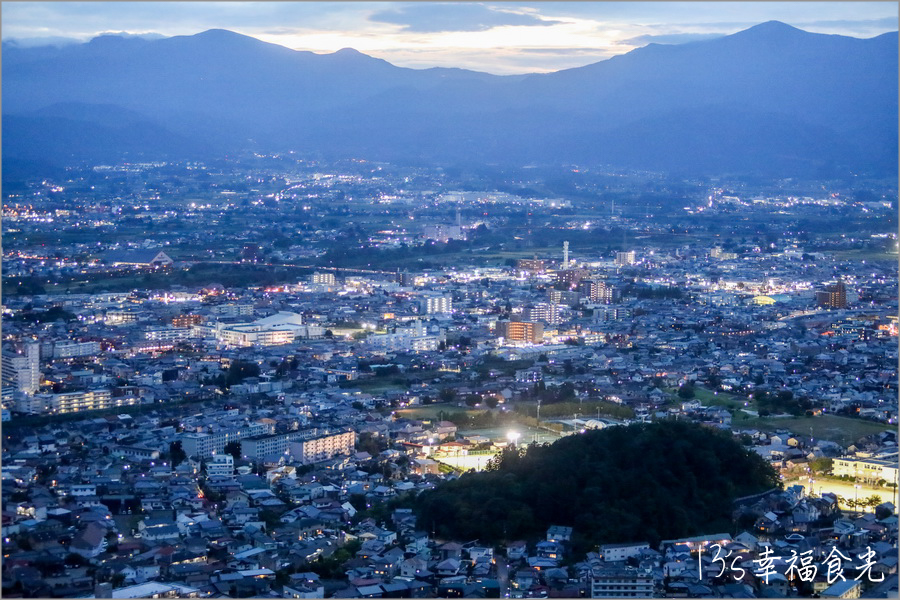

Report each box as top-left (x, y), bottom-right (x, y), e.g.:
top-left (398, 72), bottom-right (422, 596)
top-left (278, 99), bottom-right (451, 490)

top-left (3, 22), bottom-right (896, 178)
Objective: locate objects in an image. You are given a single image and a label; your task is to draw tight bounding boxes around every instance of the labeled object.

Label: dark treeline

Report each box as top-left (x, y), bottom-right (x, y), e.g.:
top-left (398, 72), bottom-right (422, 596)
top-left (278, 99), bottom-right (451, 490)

top-left (413, 421), bottom-right (780, 553)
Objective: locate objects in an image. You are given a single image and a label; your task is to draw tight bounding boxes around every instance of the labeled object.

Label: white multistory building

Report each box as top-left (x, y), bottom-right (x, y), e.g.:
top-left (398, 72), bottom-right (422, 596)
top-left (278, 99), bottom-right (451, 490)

top-left (423, 295), bottom-right (453, 315)
top-left (210, 304), bottom-right (255, 317)
top-left (2, 342), bottom-right (41, 394)
top-left (144, 327), bottom-right (193, 342)
top-left (615, 250), bottom-right (636, 266)
top-left (205, 454), bottom-right (234, 477)
top-left (311, 272), bottom-right (336, 285)
top-left (289, 430), bottom-right (356, 465)
top-left (522, 302), bottom-right (563, 325)
top-left (366, 320), bottom-right (443, 352)
top-left (54, 341), bottom-right (102, 359)
top-left (241, 430), bottom-right (316, 461)
top-left (19, 388), bottom-right (137, 415)
top-left (180, 422), bottom-right (270, 458)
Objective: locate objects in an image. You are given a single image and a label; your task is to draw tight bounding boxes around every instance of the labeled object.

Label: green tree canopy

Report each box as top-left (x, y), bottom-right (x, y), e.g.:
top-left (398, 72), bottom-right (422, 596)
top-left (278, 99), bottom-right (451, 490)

top-left (414, 421), bottom-right (780, 553)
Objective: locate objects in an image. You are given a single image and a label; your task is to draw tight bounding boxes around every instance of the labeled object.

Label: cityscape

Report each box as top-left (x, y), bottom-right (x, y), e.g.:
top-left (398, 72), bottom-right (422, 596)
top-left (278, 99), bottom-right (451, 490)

top-left (2, 3), bottom-right (898, 599)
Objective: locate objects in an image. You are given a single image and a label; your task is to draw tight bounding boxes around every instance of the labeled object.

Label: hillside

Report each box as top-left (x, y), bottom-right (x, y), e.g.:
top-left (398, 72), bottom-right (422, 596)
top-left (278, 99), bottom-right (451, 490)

top-left (414, 421), bottom-right (780, 552)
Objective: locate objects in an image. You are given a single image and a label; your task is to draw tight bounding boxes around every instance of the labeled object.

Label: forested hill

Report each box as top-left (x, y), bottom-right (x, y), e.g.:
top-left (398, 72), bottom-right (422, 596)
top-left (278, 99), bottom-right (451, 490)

top-left (414, 421), bottom-right (780, 552)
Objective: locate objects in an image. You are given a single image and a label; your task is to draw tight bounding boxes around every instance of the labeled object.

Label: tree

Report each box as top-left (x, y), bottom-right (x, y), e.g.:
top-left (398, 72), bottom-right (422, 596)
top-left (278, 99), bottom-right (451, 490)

top-left (259, 509), bottom-right (282, 530)
top-left (349, 494), bottom-right (368, 512)
top-left (65, 553), bottom-right (87, 567)
top-left (224, 441), bottom-right (242, 462)
top-left (416, 420), bottom-right (779, 552)
top-left (677, 384), bottom-right (695, 399)
top-left (808, 457), bottom-right (833, 474)
top-left (776, 390), bottom-right (794, 403)
top-left (169, 441), bottom-right (187, 468)
top-left (230, 360), bottom-right (260, 384)
top-left (357, 432), bottom-right (387, 456)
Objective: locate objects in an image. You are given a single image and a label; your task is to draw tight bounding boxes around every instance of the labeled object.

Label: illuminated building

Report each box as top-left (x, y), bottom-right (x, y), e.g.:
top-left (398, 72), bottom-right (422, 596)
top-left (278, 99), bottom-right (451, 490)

top-left (497, 320), bottom-right (543, 344)
top-left (523, 303), bottom-right (562, 325)
top-left (615, 250), bottom-right (636, 266)
top-left (172, 314), bottom-right (204, 328)
top-left (817, 281), bottom-right (847, 309)
top-left (556, 268), bottom-right (590, 289)
top-left (2, 342), bottom-right (40, 394)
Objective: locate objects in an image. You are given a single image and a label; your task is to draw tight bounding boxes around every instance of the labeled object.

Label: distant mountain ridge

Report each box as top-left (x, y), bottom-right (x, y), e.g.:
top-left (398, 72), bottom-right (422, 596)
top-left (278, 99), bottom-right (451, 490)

top-left (3, 21), bottom-right (897, 178)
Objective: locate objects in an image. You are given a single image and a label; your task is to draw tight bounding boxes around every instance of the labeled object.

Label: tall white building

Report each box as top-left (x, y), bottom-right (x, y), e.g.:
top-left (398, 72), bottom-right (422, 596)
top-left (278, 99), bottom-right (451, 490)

top-left (423, 295), bottom-right (453, 315)
top-left (615, 251), bottom-right (636, 266)
top-left (2, 342), bottom-right (41, 394)
top-left (523, 303), bottom-right (563, 325)
top-left (311, 272), bottom-right (336, 285)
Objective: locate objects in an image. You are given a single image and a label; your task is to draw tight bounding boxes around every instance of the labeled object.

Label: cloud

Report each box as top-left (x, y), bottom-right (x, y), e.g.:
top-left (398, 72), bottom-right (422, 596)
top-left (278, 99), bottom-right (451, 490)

top-left (795, 16), bottom-right (899, 32)
top-left (516, 47), bottom-right (614, 56)
top-left (97, 31), bottom-right (167, 40)
top-left (2, 2), bottom-right (896, 75)
top-left (369, 3), bottom-right (561, 33)
top-left (2, 35), bottom-right (83, 48)
top-left (618, 32), bottom-right (727, 46)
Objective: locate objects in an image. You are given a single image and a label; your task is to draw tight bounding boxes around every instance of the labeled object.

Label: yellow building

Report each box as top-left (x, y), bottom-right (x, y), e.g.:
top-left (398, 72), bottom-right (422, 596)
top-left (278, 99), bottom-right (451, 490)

top-left (832, 452), bottom-right (899, 485)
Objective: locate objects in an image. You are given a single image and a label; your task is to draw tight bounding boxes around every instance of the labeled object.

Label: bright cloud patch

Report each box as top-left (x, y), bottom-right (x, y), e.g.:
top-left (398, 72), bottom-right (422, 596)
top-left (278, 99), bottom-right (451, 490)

top-left (369, 3), bottom-right (561, 33)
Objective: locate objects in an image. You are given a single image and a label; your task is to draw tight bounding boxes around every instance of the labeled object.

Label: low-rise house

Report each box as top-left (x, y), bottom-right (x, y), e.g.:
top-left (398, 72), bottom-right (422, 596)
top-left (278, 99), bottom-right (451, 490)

top-left (70, 521), bottom-right (108, 558)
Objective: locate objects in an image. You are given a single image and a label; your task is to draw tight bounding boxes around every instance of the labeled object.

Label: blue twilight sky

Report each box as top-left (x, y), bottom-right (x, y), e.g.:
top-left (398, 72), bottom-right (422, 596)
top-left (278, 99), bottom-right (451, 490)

top-left (2, 2), bottom-right (897, 74)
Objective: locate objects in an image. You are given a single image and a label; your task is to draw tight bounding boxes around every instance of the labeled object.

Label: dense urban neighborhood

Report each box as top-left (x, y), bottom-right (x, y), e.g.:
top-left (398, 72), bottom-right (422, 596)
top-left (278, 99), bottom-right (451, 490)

top-left (2, 156), bottom-right (898, 598)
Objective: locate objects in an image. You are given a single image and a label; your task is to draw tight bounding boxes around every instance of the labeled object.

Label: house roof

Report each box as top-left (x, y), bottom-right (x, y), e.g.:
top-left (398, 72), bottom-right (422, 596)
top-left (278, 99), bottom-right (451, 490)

top-left (104, 250), bottom-right (172, 265)
top-left (821, 580), bottom-right (861, 597)
top-left (74, 521), bottom-right (107, 548)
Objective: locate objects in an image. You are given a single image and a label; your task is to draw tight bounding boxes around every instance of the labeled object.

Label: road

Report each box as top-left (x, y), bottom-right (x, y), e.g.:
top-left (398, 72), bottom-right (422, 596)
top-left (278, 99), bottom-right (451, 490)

top-left (497, 559), bottom-right (511, 598)
top-left (201, 259), bottom-right (398, 277)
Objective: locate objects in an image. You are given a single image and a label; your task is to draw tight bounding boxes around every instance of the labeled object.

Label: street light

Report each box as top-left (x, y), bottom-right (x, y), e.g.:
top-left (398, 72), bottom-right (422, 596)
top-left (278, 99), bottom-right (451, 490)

top-left (507, 431), bottom-right (520, 446)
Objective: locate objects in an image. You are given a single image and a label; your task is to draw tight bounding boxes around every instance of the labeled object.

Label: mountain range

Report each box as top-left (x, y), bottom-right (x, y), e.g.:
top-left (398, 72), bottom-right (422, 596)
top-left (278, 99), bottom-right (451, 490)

top-left (3, 21), bottom-right (897, 179)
